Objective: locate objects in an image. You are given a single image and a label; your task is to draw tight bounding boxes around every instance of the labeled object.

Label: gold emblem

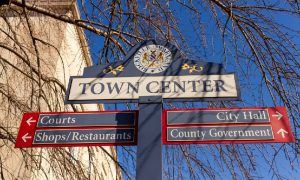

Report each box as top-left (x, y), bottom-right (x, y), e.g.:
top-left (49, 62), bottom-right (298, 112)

top-left (103, 65), bottom-right (124, 75)
top-left (134, 45), bottom-right (172, 74)
top-left (181, 63), bottom-right (203, 74)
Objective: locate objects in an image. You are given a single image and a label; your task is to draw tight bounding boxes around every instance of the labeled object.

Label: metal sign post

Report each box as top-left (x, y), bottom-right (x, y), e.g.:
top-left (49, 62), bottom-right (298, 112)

top-left (137, 96), bottom-right (162, 180)
top-left (61, 40), bottom-right (239, 180)
top-left (15, 40), bottom-right (294, 179)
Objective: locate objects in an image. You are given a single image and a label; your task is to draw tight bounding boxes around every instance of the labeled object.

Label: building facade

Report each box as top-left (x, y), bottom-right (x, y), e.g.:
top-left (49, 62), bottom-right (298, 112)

top-left (0, 0), bottom-right (120, 179)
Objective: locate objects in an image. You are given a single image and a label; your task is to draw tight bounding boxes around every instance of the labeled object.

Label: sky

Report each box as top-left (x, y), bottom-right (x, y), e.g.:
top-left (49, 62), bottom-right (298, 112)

top-left (77, 1), bottom-right (300, 179)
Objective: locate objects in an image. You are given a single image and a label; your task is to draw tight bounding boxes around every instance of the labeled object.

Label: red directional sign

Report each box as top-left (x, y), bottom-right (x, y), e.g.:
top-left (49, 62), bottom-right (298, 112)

top-left (162, 106), bottom-right (294, 144)
top-left (15, 111), bottom-right (138, 148)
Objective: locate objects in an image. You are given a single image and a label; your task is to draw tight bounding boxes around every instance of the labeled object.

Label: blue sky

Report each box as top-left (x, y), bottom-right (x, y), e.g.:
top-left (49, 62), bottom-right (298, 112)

top-left (77, 1), bottom-right (300, 179)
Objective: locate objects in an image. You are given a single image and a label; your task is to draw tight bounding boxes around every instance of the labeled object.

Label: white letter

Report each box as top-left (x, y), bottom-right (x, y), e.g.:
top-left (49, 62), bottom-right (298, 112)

top-left (40, 116), bottom-right (49, 124)
top-left (216, 112), bottom-right (225, 121)
top-left (170, 129), bottom-right (178, 138)
top-left (209, 128), bottom-right (217, 137)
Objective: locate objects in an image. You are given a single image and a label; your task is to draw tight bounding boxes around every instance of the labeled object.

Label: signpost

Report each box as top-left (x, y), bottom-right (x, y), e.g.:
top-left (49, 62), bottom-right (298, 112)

top-left (163, 107), bottom-right (294, 144)
top-left (62, 40), bottom-right (241, 180)
top-left (15, 40), bottom-right (295, 180)
top-left (15, 111), bottom-right (137, 148)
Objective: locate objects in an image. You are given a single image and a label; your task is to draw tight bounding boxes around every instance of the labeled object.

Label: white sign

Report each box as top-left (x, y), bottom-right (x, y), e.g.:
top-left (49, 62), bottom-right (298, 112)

top-left (67, 74), bottom-right (238, 100)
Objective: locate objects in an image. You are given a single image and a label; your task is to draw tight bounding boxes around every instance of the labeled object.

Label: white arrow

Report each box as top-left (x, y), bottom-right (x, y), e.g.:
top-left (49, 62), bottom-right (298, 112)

top-left (272, 111), bottom-right (283, 120)
top-left (277, 129), bottom-right (288, 138)
top-left (22, 133), bottom-right (32, 142)
top-left (26, 117), bottom-right (36, 126)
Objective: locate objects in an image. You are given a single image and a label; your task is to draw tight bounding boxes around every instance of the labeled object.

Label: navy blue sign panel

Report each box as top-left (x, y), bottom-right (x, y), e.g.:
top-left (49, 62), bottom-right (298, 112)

top-left (33, 128), bottom-right (135, 145)
top-left (167, 109), bottom-right (270, 125)
top-left (167, 125), bottom-right (274, 142)
top-left (65, 40), bottom-right (240, 104)
top-left (37, 112), bottom-right (136, 128)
